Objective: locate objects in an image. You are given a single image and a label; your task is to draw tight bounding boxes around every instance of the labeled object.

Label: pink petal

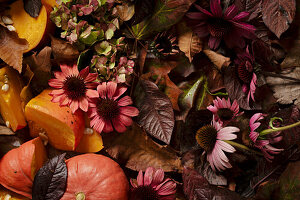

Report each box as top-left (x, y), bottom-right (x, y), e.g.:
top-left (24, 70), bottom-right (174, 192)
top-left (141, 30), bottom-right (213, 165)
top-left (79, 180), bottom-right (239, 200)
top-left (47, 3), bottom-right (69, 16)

top-left (106, 82), bottom-right (117, 99)
top-left (50, 89), bottom-right (65, 96)
top-left (137, 170), bottom-right (144, 186)
top-left (208, 36), bottom-right (221, 50)
top-left (250, 122), bottom-right (261, 132)
top-left (118, 114), bottom-right (133, 126)
top-left (186, 12), bottom-right (208, 20)
top-left (48, 79), bottom-right (63, 88)
top-left (113, 86), bottom-right (127, 100)
top-left (71, 64), bottom-right (79, 75)
top-left (97, 83), bottom-right (107, 98)
top-left (103, 120), bottom-right (113, 133)
top-left (79, 66), bottom-right (90, 79)
top-left (86, 82), bottom-right (99, 89)
top-left (86, 89), bottom-right (99, 98)
top-left (194, 4), bottom-right (213, 16)
top-left (69, 100), bottom-right (79, 113)
top-left (54, 71), bottom-right (66, 80)
top-left (60, 96), bottom-right (70, 106)
top-left (224, 4), bottom-right (238, 19)
top-left (231, 21), bottom-right (256, 31)
top-left (193, 23), bottom-right (210, 38)
top-left (156, 179), bottom-right (176, 196)
top-left (207, 105), bottom-right (218, 113)
top-left (119, 106), bottom-right (139, 117)
top-left (217, 140), bottom-right (235, 153)
top-left (207, 154), bottom-right (216, 171)
top-left (60, 64), bottom-right (73, 77)
top-left (210, 0), bottom-right (222, 17)
top-left (84, 73), bottom-right (98, 82)
top-left (218, 126), bottom-right (239, 136)
top-left (151, 169), bottom-right (164, 187)
top-left (51, 95), bottom-right (62, 103)
top-left (143, 167), bottom-right (154, 186)
top-left (88, 108), bottom-right (98, 118)
top-left (118, 96), bottom-right (133, 106)
top-left (250, 113), bottom-right (263, 125)
top-left (79, 98), bottom-right (89, 112)
top-left (112, 118), bottom-right (127, 133)
top-left (232, 11), bottom-right (250, 21)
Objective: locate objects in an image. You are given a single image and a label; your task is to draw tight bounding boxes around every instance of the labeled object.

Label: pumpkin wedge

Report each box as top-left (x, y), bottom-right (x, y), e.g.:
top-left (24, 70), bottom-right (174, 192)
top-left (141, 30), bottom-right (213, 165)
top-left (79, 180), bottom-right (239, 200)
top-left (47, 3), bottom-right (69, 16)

top-left (0, 137), bottom-right (47, 199)
top-left (0, 66), bottom-right (27, 132)
top-left (25, 89), bottom-right (85, 151)
top-left (8, 0), bottom-right (55, 52)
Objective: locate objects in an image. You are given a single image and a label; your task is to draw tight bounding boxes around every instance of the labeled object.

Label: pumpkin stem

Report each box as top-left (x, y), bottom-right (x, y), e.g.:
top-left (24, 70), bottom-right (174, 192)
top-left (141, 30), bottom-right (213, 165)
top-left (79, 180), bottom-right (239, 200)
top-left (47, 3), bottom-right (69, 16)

top-left (76, 192), bottom-right (86, 200)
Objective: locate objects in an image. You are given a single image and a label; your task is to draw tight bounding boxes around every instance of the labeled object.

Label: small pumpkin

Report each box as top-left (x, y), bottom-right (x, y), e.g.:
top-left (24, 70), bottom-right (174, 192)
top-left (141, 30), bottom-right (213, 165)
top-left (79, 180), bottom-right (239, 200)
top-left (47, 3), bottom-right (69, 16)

top-left (0, 137), bottom-right (47, 198)
top-left (61, 154), bottom-right (129, 200)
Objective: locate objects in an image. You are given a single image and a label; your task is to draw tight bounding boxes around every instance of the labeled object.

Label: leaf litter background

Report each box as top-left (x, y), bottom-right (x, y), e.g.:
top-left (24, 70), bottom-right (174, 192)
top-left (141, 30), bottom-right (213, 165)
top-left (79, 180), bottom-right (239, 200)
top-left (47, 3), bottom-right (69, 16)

top-left (0, 0), bottom-right (300, 199)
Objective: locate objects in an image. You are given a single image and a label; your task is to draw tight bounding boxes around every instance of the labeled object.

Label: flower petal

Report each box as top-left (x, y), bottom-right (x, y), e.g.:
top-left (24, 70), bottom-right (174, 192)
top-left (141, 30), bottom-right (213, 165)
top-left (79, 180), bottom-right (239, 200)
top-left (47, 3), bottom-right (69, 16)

top-left (60, 64), bottom-right (73, 76)
top-left (84, 73), bottom-right (98, 82)
top-left (210, 0), bottom-right (222, 17)
top-left (79, 98), bottom-right (89, 112)
top-left (194, 4), bottom-right (213, 16)
top-left (86, 89), bottom-right (99, 99)
top-left (113, 86), bottom-right (127, 100)
top-left (119, 106), bottom-right (139, 117)
top-left (79, 66), bottom-right (90, 79)
top-left (118, 96), bottom-right (133, 107)
top-left (224, 4), bottom-right (238, 19)
top-left (103, 120), bottom-right (113, 133)
top-left (155, 179), bottom-right (176, 196)
top-left (106, 82), bottom-right (117, 99)
top-left (208, 36), bottom-right (221, 50)
top-left (144, 167), bottom-right (154, 186)
top-left (69, 100), bottom-right (79, 113)
top-left (50, 89), bottom-right (65, 96)
top-left (232, 11), bottom-right (250, 21)
top-left (137, 170), bottom-right (144, 186)
top-left (48, 79), bottom-right (63, 88)
top-left (97, 83), bottom-right (107, 98)
top-left (118, 114), bottom-right (133, 126)
top-left (217, 140), bottom-right (235, 153)
top-left (151, 169), bottom-right (164, 187)
top-left (112, 118), bottom-right (127, 133)
top-left (92, 117), bottom-right (105, 134)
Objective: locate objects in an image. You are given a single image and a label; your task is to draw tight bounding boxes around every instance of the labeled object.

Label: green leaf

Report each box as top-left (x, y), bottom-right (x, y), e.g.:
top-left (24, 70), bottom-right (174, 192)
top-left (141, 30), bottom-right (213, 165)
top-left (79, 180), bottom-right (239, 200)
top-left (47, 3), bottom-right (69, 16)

top-left (131, 0), bottom-right (196, 39)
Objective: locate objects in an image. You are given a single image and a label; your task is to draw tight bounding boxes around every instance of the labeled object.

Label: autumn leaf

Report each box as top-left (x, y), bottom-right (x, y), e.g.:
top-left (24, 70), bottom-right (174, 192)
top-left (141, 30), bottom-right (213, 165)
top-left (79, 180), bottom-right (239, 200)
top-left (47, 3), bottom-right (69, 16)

top-left (203, 49), bottom-right (231, 70)
top-left (0, 25), bottom-right (28, 73)
top-left (0, 125), bottom-right (15, 136)
top-left (116, 3), bottom-right (135, 22)
top-left (131, 0), bottom-right (196, 39)
top-left (51, 36), bottom-right (80, 63)
top-left (262, 0), bottom-right (296, 38)
top-left (177, 21), bottom-right (203, 62)
top-left (24, 46), bottom-right (52, 94)
top-left (132, 0), bottom-right (155, 25)
top-left (134, 80), bottom-right (175, 144)
top-left (102, 123), bottom-right (182, 172)
top-left (265, 67), bottom-right (300, 108)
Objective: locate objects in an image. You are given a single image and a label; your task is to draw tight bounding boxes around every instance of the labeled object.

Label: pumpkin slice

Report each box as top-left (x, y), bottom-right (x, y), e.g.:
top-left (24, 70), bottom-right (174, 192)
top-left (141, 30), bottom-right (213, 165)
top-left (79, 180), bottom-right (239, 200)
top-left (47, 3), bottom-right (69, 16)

top-left (8, 0), bottom-right (55, 52)
top-left (0, 186), bottom-right (29, 200)
top-left (0, 137), bottom-right (47, 199)
top-left (25, 89), bottom-right (85, 151)
top-left (61, 154), bottom-right (129, 200)
top-left (42, 0), bottom-right (58, 7)
top-left (75, 115), bottom-right (104, 153)
top-left (0, 66), bottom-right (27, 132)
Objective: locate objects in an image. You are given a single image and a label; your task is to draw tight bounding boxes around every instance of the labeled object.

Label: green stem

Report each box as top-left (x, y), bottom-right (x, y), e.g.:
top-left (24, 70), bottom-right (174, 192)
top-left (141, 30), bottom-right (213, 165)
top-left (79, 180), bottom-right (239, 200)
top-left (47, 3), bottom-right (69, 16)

top-left (224, 140), bottom-right (263, 156)
top-left (260, 120), bottom-right (300, 136)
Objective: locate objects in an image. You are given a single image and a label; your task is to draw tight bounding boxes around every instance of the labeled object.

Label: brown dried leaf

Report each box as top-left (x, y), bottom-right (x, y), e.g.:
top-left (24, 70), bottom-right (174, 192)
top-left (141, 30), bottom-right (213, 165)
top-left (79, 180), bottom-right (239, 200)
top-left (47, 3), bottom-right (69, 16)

top-left (116, 3), bottom-right (135, 21)
top-left (24, 46), bottom-right (52, 94)
top-left (103, 123), bottom-right (182, 172)
top-left (0, 26), bottom-right (28, 73)
top-left (177, 21), bottom-right (203, 62)
top-left (0, 125), bottom-right (15, 135)
top-left (262, 0), bottom-right (296, 38)
top-left (203, 49), bottom-right (231, 70)
top-left (265, 67), bottom-right (300, 108)
top-left (51, 36), bottom-right (79, 63)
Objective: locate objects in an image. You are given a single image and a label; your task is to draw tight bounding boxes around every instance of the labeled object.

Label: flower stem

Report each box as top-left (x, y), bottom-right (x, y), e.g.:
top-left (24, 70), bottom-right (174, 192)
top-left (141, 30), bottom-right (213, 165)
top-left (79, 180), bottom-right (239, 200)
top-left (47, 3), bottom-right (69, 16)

top-left (224, 140), bottom-right (263, 156)
top-left (260, 120), bottom-right (300, 136)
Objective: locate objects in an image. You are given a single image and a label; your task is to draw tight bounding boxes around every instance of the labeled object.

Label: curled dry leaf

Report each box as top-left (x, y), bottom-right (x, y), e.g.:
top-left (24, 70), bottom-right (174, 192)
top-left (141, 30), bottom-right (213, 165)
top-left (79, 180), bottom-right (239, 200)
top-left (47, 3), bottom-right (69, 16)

top-left (177, 21), bottom-right (203, 62)
top-left (23, 0), bottom-right (42, 18)
top-left (32, 153), bottom-right (67, 200)
top-left (102, 123), bottom-right (182, 172)
top-left (265, 67), bottom-right (300, 108)
top-left (116, 3), bottom-right (135, 21)
top-left (50, 36), bottom-right (80, 63)
top-left (24, 46), bottom-right (52, 94)
top-left (0, 25), bottom-right (28, 73)
top-left (134, 80), bottom-right (175, 144)
top-left (203, 49), bottom-right (231, 70)
top-left (262, 0), bottom-right (296, 38)
top-left (0, 125), bottom-right (15, 136)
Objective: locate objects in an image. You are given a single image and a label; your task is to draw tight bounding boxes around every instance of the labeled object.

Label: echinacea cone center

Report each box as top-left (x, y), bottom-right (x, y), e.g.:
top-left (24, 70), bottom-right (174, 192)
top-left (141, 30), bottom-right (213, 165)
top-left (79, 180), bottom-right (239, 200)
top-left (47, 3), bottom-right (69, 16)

top-left (130, 185), bottom-right (160, 200)
top-left (217, 108), bottom-right (234, 121)
top-left (63, 76), bottom-right (86, 100)
top-left (207, 18), bottom-right (231, 38)
top-left (196, 125), bottom-right (217, 153)
top-left (96, 98), bottom-right (120, 120)
top-left (237, 61), bottom-right (253, 83)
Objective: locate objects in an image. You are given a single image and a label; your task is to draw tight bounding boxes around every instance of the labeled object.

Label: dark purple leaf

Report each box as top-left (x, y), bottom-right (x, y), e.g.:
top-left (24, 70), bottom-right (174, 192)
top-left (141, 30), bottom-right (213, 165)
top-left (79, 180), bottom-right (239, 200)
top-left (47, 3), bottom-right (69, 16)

top-left (183, 167), bottom-right (243, 200)
top-left (23, 0), bottom-right (42, 18)
top-left (131, 0), bottom-right (196, 39)
top-left (262, 0), bottom-right (296, 38)
top-left (32, 153), bottom-right (67, 200)
top-left (223, 65), bottom-right (261, 110)
top-left (196, 162), bottom-right (227, 186)
top-left (132, 0), bottom-right (155, 25)
top-left (234, 0), bottom-right (262, 20)
top-left (134, 80), bottom-right (174, 144)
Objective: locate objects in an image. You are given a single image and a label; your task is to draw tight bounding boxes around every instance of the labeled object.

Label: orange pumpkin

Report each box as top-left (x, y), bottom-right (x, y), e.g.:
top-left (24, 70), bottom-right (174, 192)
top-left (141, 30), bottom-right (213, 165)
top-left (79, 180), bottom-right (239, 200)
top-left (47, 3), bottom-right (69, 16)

top-left (61, 154), bottom-right (129, 200)
top-left (0, 137), bottom-right (47, 198)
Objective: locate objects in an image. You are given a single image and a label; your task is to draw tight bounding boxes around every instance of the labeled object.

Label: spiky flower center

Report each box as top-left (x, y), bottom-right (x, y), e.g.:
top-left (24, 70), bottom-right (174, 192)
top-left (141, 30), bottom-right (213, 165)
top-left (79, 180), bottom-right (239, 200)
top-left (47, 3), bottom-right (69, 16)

top-left (237, 60), bottom-right (253, 83)
top-left (196, 125), bottom-right (218, 152)
top-left (130, 186), bottom-right (160, 200)
top-left (217, 108), bottom-right (234, 121)
top-left (96, 98), bottom-right (120, 120)
top-left (63, 75), bottom-right (86, 100)
top-left (207, 18), bottom-right (231, 38)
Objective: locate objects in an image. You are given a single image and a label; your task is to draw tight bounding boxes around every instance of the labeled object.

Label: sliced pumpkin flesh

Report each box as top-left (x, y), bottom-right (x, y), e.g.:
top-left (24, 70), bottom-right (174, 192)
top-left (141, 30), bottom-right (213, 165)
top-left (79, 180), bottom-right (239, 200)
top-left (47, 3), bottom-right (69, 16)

top-left (30, 137), bottom-right (48, 180)
top-left (0, 66), bottom-right (26, 131)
